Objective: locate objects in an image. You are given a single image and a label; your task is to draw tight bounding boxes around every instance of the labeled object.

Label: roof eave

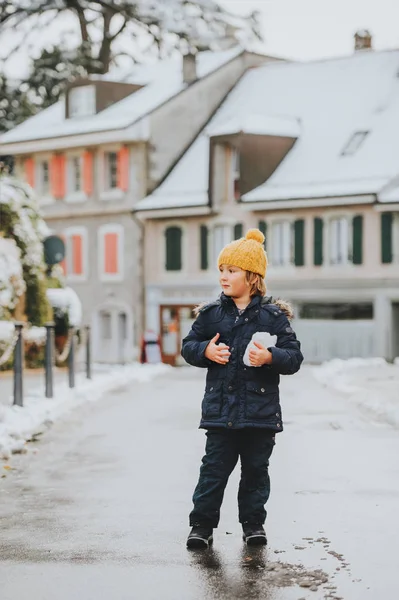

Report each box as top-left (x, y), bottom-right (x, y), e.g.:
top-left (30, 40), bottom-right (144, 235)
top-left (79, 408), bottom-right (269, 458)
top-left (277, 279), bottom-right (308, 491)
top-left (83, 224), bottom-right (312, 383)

top-left (240, 193), bottom-right (377, 211)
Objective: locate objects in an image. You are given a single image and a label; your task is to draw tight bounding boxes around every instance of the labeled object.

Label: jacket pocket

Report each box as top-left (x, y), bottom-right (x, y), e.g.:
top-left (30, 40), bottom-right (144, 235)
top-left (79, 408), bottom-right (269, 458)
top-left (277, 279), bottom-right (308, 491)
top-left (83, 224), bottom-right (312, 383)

top-left (202, 380), bottom-right (223, 419)
top-left (245, 382), bottom-right (278, 420)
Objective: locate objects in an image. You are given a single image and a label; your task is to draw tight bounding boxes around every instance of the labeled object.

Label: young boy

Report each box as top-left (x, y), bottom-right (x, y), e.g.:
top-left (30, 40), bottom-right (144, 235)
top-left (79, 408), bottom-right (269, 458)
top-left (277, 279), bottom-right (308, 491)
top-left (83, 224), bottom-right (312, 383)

top-left (181, 228), bottom-right (303, 549)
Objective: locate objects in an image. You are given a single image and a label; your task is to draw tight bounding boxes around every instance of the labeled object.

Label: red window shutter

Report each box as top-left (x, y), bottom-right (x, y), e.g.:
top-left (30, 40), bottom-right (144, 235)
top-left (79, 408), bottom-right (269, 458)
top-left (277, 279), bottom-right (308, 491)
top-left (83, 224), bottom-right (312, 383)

top-left (50, 155), bottom-right (59, 198)
top-left (25, 158), bottom-right (35, 188)
top-left (60, 234), bottom-right (67, 275)
top-left (58, 154), bottom-right (66, 198)
top-left (50, 155), bottom-right (66, 198)
top-left (83, 151), bottom-right (93, 196)
top-left (117, 146), bottom-right (129, 192)
top-left (72, 235), bottom-right (83, 275)
top-left (104, 233), bottom-right (118, 274)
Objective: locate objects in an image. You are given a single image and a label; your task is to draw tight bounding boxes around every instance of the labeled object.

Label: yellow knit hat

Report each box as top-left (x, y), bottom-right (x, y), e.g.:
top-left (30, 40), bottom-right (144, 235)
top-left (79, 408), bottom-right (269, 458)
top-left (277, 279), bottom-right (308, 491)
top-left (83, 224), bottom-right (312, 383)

top-left (218, 228), bottom-right (268, 278)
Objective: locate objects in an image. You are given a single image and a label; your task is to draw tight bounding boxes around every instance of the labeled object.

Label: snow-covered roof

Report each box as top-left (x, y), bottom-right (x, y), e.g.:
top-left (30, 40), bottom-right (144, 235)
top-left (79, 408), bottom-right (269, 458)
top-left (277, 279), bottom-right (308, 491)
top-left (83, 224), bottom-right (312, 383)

top-left (0, 48), bottom-right (243, 146)
top-left (136, 49), bottom-right (399, 211)
top-left (206, 114), bottom-right (301, 138)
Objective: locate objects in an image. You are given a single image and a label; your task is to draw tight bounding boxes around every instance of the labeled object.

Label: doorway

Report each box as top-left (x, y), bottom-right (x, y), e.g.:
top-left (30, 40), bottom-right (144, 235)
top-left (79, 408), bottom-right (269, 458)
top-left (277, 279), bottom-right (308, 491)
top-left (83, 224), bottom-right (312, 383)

top-left (93, 304), bottom-right (133, 364)
top-left (160, 305), bottom-right (196, 366)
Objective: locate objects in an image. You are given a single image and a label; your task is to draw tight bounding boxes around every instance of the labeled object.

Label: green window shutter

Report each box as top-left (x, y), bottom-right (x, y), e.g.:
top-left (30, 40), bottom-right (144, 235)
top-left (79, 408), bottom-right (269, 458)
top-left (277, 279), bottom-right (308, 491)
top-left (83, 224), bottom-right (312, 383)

top-left (314, 217), bottom-right (324, 266)
top-left (381, 213), bottom-right (393, 264)
top-left (234, 223), bottom-right (243, 240)
top-left (258, 220), bottom-right (268, 251)
top-left (200, 225), bottom-right (208, 270)
top-left (352, 215), bottom-right (363, 265)
top-left (165, 226), bottom-right (182, 271)
top-left (294, 219), bottom-right (305, 266)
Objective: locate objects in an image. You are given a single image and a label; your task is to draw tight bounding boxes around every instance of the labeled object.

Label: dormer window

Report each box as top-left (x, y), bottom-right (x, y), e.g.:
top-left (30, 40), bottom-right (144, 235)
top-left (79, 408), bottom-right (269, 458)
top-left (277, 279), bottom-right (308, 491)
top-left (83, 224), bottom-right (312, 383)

top-left (69, 85), bottom-right (96, 118)
top-left (230, 147), bottom-right (240, 200)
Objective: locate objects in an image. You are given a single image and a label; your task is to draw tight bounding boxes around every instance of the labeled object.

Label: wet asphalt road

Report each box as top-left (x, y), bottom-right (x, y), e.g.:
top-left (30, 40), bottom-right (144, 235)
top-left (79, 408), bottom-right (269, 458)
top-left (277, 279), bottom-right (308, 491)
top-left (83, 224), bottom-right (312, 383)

top-left (0, 366), bottom-right (398, 600)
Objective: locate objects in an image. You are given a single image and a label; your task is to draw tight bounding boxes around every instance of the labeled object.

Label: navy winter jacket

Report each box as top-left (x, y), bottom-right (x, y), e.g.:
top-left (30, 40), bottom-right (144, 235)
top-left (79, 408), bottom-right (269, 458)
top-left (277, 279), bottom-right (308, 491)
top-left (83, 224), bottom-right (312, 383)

top-left (181, 293), bottom-right (304, 433)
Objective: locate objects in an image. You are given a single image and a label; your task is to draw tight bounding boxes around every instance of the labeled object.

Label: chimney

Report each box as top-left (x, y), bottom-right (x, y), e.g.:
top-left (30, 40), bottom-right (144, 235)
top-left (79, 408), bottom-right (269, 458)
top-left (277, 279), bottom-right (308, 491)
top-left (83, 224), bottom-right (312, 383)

top-left (354, 29), bottom-right (373, 52)
top-left (183, 52), bottom-right (198, 85)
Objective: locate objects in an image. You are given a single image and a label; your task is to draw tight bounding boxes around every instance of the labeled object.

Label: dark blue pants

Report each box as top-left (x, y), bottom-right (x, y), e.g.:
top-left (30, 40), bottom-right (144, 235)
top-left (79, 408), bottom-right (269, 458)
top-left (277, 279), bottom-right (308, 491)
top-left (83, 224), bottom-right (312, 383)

top-left (190, 428), bottom-right (275, 528)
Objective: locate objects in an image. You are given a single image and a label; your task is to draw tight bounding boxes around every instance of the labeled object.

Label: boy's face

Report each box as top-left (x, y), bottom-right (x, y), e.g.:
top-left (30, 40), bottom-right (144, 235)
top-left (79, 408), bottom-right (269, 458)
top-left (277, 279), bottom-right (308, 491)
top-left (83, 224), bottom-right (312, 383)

top-left (219, 264), bottom-right (248, 299)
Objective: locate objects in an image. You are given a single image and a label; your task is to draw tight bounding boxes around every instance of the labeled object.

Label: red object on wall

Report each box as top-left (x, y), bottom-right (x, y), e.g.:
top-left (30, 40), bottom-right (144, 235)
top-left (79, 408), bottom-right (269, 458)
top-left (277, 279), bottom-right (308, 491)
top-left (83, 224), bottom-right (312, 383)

top-left (50, 154), bottom-right (66, 198)
top-left (25, 158), bottom-right (35, 188)
top-left (117, 146), bottom-right (129, 192)
top-left (83, 151), bottom-right (93, 196)
top-left (104, 232), bottom-right (118, 274)
top-left (71, 235), bottom-right (83, 275)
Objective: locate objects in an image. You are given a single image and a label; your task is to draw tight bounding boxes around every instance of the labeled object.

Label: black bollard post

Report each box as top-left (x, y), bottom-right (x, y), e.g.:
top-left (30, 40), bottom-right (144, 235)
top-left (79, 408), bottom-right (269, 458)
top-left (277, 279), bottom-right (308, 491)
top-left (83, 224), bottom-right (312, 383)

top-left (13, 323), bottom-right (24, 407)
top-left (44, 322), bottom-right (55, 398)
top-left (68, 327), bottom-right (75, 389)
top-left (85, 326), bottom-right (92, 380)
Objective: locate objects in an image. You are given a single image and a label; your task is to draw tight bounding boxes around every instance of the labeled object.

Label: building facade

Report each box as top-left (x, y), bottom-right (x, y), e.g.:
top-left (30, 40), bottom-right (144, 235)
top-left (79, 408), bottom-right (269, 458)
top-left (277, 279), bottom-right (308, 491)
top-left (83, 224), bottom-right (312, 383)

top-left (0, 49), bottom-right (274, 363)
top-left (135, 48), bottom-right (399, 364)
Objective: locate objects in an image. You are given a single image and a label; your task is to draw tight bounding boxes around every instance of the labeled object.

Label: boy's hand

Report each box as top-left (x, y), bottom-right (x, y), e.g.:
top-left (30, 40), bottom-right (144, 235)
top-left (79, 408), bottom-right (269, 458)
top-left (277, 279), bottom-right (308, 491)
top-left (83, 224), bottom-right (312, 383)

top-left (249, 341), bottom-right (273, 367)
top-left (205, 333), bottom-right (231, 365)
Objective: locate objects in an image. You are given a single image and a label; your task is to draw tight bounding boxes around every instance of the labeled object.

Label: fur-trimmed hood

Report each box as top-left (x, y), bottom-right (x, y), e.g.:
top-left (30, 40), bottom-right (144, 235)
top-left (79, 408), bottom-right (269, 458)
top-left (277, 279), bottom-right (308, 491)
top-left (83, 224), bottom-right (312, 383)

top-left (194, 295), bottom-right (294, 320)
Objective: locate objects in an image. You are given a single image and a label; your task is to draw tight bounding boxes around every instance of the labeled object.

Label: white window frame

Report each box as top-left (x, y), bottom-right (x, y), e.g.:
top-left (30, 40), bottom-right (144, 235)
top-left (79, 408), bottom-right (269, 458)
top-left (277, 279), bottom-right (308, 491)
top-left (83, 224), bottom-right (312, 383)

top-left (99, 148), bottom-right (124, 201)
top-left (229, 146), bottom-right (240, 201)
top-left (98, 224), bottom-right (124, 282)
top-left (35, 157), bottom-right (52, 202)
top-left (65, 153), bottom-right (87, 203)
top-left (271, 220), bottom-right (293, 267)
top-left (64, 226), bottom-right (89, 282)
top-left (328, 216), bottom-right (351, 266)
top-left (69, 85), bottom-right (96, 119)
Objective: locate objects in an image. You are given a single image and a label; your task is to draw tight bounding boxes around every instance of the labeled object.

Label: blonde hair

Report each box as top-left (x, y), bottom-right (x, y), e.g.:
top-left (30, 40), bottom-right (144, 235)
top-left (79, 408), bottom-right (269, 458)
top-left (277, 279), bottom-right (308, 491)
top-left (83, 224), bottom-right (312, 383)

top-left (246, 270), bottom-right (266, 297)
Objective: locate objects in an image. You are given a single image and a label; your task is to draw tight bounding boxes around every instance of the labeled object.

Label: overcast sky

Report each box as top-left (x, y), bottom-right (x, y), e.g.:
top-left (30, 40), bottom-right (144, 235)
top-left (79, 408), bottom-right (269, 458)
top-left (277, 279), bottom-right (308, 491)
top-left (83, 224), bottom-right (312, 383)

top-left (219, 0), bottom-right (398, 60)
top-left (1, 0), bottom-right (398, 78)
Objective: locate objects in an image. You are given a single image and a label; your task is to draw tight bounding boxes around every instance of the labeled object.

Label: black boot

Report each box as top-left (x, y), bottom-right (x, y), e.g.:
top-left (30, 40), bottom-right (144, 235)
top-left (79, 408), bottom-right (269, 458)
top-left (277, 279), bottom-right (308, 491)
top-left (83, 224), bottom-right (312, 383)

top-left (187, 525), bottom-right (213, 549)
top-left (242, 523), bottom-right (267, 546)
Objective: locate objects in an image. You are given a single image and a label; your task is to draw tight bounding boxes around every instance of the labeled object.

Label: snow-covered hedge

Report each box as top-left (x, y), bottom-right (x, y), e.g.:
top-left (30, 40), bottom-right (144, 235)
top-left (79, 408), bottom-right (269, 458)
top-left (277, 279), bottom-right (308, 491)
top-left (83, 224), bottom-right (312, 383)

top-left (0, 171), bottom-right (51, 325)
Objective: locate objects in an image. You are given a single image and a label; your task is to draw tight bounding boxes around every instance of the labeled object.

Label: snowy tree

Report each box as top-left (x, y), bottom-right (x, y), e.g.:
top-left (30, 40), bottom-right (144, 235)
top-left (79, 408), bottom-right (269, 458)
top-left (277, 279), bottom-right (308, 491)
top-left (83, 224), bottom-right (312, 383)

top-left (0, 1), bottom-right (262, 75)
top-left (0, 75), bottom-right (36, 133)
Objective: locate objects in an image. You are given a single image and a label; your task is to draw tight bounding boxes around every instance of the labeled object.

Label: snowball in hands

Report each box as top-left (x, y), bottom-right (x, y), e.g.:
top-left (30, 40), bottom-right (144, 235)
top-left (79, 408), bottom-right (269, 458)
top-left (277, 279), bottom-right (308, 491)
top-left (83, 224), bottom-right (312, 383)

top-left (244, 332), bottom-right (277, 367)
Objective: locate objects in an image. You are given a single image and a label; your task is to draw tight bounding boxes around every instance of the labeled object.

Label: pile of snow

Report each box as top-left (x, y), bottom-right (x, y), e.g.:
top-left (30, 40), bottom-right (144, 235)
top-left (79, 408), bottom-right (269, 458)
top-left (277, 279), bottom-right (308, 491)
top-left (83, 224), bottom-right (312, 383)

top-left (46, 287), bottom-right (82, 327)
top-left (0, 362), bottom-right (171, 460)
top-left (0, 321), bottom-right (14, 342)
top-left (313, 358), bottom-right (399, 427)
top-left (24, 326), bottom-right (46, 345)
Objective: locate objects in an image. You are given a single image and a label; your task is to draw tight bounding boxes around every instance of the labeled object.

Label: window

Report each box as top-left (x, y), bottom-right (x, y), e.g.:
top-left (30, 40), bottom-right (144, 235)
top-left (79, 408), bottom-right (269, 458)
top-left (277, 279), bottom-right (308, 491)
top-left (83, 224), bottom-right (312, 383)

top-left (341, 131), bottom-right (368, 156)
top-left (299, 303), bottom-right (373, 320)
top-left (106, 152), bottom-right (118, 189)
top-left (64, 227), bottom-right (88, 280)
top-left (69, 85), bottom-right (96, 118)
top-left (70, 156), bottom-right (82, 192)
top-left (329, 217), bottom-right (350, 265)
top-left (271, 221), bottom-right (292, 266)
top-left (231, 147), bottom-right (240, 200)
top-left (98, 225), bottom-right (124, 281)
top-left (165, 226), bottom-right (182, 271)
top-left (213, 225), bottom-right (232, 264)
top-left (39, 160), bottom-right (50, 195)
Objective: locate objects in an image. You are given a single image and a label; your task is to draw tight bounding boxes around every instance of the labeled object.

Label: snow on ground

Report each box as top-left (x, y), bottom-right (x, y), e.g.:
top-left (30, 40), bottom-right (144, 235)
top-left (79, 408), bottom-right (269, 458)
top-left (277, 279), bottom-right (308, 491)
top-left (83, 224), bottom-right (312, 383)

top-left (0, 362), bottom-right (170, 461)
top-left (313, 357), bottom-right (399, 428)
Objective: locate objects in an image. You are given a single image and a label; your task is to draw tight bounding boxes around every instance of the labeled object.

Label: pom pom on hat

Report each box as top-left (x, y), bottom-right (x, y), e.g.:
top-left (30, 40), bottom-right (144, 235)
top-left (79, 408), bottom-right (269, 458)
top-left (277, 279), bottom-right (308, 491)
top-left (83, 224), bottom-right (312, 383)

top-left (217, 228), bottom-right (268, 278)
top-left (245, 228), bottom-right (265, 245)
